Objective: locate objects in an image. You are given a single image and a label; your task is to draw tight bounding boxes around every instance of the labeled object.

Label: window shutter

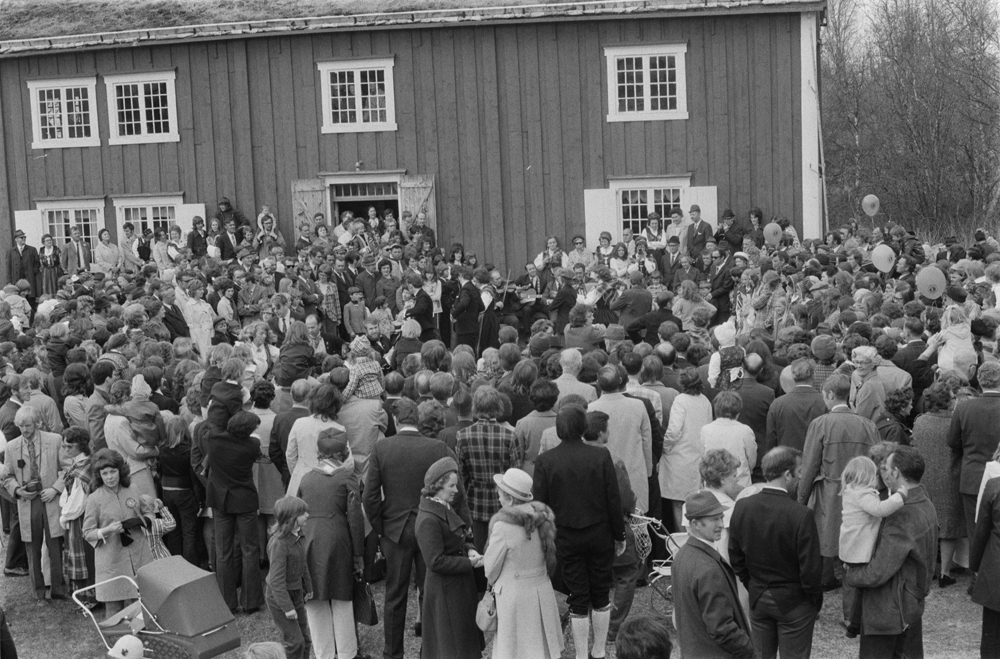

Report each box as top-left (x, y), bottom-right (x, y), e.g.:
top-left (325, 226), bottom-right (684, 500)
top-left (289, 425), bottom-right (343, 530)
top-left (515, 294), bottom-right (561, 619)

top-left (583, 188), bottom-right (618, 248)
top-left (683, 186), bottom-right (718, 230)
top-left (399, 175), bottom-right (436, 234)
top-left (174, 203), bottom-right (206, 238)
top-left (14, 210), bottom-right (44, 248)
top-left (291, 179), bottom-right (327, 237)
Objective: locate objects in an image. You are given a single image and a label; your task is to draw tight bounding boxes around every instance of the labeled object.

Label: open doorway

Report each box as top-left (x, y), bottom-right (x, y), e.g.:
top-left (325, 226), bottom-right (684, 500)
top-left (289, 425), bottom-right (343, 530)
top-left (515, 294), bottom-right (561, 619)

top-left (329, 180), bottom-right (399, 231)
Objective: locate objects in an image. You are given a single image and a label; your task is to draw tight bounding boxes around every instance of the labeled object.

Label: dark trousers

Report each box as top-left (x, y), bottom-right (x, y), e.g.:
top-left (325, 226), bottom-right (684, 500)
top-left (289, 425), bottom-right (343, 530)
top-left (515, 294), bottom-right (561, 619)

top-left (557, 523), bottom-right (614, 615)
top-left (381, 516), bottom-right (426, 659)
top-left (983, 607), bottom-right (1000, 659)
top-left (27, 498), bottom-right (64, 599)
top-left (610, 555), bottom-right (641, 634)
top-left (162, 489), bottom-right (201, 566)
top-left (419, 327), bottom-right (439, 342)
top-left (266, 587), bottom-right (311, 659)
top-left (750, 590), bottom-right (818, 659)
top-left (0, 606), bottom-right (16, 659)
top-left (964, 493), bottom-right (979, 559)
top-left (214, 510), bottom-right (263, 611)
top-left (859, 618), bottom-right (923, 659)
top-left (455, 332), bottom-right (478, 350)
top-left (472, 519), bottom-right (490, 554)
top-left (3, 504), bottom-right (26, 572)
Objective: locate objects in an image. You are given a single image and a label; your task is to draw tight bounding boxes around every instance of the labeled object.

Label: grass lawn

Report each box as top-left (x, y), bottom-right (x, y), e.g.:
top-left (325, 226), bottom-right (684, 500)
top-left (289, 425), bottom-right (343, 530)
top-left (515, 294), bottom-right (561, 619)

top-left (0, 562), bottom-right (982, 658)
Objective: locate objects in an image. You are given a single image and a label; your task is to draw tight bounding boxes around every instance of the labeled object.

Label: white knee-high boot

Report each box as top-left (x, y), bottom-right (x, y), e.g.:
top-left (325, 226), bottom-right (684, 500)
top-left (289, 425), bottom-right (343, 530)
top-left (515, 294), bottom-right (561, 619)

top-left (591, 606), bottom-right (612, 658)
top-left (571, 615), bottom-right (590, 659)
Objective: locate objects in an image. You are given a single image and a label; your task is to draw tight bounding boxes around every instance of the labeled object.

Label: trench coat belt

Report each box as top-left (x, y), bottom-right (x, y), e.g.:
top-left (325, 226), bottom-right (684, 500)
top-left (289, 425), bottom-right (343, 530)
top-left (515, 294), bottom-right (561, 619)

top-left (514, 566), bottom-right (548, 580)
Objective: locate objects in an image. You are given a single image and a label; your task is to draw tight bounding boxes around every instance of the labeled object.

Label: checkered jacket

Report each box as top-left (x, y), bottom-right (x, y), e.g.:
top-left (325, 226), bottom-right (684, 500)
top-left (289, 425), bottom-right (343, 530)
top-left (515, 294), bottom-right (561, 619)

top-left (455, 420), bottom-right (524, 521)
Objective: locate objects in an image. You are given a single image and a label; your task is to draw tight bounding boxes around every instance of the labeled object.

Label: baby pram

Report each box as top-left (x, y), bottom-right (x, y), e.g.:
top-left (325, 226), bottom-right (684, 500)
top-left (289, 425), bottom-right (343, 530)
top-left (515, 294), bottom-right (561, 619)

top-left (72, 556), bottom-right (241, 658)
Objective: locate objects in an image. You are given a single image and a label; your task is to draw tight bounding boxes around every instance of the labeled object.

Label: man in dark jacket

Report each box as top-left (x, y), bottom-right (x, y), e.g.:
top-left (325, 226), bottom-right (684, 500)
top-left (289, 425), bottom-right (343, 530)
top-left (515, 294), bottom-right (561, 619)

top-left (547, 269), bottom-right (577, 337)
top-left (948, 361), bottom-right (1000, 536)
top-left (450, 266), bottom-right (484, 350)
top-left (404, 273), bottom-right (437, 342)
top-left (626, 291), bottom-right (683, 345)
top-left (206, 412), bottom-right (265, 613)
top-left (364, 399), bottom-right (470, 659)
top-left (971, 474), bottom-right (1000, 656)
top-left (730, 447), bottom-right (823, 659)
top-left (673, 490), bottom-right (755, 659)
top-left (736, 354), bottom-right (775, 479)
top-left (765, 358), bottom-right (826, 454)
top-left (844, 446), bottom-right (937, 659)
top-left (268, 379), bottom-right (311, 489)
top-left (709, 249), bottom-right (735, 324)
top-left (157, 285), bottom-right (190, 341)
top-left (7, 230), bottom-right (40, 300)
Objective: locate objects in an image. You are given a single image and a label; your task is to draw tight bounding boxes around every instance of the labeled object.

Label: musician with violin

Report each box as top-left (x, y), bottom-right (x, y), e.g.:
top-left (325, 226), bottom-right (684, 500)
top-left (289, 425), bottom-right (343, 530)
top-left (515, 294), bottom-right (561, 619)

top-left (489, 270), bottom-right (522, 329)
top-left (515, 263), bottom-right (551, 337)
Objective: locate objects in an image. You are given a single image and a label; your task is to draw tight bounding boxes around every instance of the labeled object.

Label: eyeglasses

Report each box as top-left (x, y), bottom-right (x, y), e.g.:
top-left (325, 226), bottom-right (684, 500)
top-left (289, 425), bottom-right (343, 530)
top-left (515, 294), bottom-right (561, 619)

top-left (574, 241), bottom-right (584, 246)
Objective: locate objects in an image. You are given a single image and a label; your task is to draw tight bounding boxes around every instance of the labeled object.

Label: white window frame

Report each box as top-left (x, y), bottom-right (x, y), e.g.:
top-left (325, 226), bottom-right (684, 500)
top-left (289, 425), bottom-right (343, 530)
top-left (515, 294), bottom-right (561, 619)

top-left (317, 58), bottom-right (398, 134)
top-left (112, 194), bottom-right (184, 240)
top-left (320, 171), bottom-right (403, 228)
top-left (36, 198), bottom-right (106, 250)
top-left (604, 44), bottom-right (689, 122)
top-left (104, 71), bottom-right (180, 145)
top-left (26, 77), bottom-right (101, 149)
top-left (609, 177), bottom-right (691, 237)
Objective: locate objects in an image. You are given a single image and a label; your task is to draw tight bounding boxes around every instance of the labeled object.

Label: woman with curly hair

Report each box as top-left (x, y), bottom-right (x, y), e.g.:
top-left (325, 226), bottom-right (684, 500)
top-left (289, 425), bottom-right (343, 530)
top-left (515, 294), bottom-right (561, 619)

top-left (62, 362), bottom-right (94, 429)
top-left (564, 303), bottom-right (606, 353)
top-left (874, 386), bottom-right (913, 445)
top-left (82, 448), bottom-right (154, 616)
top-left (418, 399), bottom-right (448, 439)
top-left (484, 467), bottom-right (563, 659)
top-left (660, 368), bottom-right (713, 530)
top-left (285, 384), bottom-right (348, 496)
top-left (250, 380), bottom-right (283, 547)
top-left (672, 279), bottom-right (717, 330)
top-left (177, 278), bottom-right (215, 361)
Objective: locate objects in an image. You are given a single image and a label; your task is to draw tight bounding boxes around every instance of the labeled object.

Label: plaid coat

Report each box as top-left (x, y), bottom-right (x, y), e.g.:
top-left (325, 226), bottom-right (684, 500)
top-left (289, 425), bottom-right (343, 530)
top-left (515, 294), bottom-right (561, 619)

top-left (455, 420), bottom-right (524, 522)
top-left (62, 457), bottom-right (94, 581)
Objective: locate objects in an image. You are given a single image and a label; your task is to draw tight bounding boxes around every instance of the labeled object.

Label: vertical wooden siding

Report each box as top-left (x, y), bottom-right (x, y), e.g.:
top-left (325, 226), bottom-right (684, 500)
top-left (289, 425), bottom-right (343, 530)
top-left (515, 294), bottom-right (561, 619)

top-left (0, 13), bottom-right (804, 275)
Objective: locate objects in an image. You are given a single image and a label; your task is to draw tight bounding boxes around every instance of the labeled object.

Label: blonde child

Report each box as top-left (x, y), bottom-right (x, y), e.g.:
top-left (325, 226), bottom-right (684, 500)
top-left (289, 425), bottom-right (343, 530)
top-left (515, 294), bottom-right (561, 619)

top-left (266, 496), bottom-right (313, 659)
top-left (840, 455), bottom-right (907, 564)
top-left (343, 287), bottom-right (369, 339)
top-left (139, 495), bottom-right (177, 561)
top-left (840, 455), bottom-right (907, 636)
top-left (369, 295), bottom-right (395, 339)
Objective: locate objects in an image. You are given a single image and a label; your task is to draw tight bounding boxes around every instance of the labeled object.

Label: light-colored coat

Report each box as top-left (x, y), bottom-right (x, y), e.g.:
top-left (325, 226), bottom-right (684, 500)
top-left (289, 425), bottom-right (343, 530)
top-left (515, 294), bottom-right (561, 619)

top-left (700, 418), bottom-right (757, 489)
top-left (589, 392), bottom-right (652, 512)
top-left (1, 430), bottom-right (65, 543)
top-left (660, 393), bottom-right (713, 501)
top-left (798, 406), bottom-right (879, 556)
top-left (484, 503), bottom-right (563, 659)
top-left (82, 484), bottom-right (154, 602)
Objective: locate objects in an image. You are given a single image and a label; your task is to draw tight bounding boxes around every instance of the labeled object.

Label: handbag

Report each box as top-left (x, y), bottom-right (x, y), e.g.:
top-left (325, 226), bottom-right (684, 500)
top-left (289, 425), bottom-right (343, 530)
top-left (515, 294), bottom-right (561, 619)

top-left (475, 586), bottom-right (497, 633)
top-left (352, 577), bottom-right (378, 626)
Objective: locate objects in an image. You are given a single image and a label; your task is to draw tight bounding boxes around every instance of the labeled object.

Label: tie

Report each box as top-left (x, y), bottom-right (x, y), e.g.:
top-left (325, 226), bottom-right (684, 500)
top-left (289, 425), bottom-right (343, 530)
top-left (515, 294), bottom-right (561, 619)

top-left (280, 317), bottom-right (286, 335)
top-left (25, 435), bottom-right (39, 481)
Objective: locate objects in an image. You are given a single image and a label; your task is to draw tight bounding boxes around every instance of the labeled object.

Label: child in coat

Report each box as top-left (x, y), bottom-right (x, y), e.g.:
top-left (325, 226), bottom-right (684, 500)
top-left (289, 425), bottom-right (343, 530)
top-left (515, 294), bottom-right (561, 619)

top-left (265, 496), bottom-right (313, 659)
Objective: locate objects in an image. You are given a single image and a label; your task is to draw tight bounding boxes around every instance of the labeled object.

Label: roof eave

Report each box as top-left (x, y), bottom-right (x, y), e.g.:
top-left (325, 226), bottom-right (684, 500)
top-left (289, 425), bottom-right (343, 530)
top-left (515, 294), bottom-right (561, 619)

top-left (0, 0), bottom-right (826, 58)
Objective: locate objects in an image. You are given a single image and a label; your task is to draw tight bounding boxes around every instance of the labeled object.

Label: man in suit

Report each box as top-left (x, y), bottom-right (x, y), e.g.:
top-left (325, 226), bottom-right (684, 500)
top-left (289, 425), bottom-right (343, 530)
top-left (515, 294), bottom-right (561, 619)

top-left (765, 358), bottom-right (827, 454)
top-left (332, 255), bottom-right (354, 331)
top-left (219, 218), bottom-right (244, 262)
top-left (206, 412), bottom-right (264, 613)
top-left (709, 248), bottom-right (735, 324)
top-left (268, 379), bottom-right (311, 489)
top-left (295, 261), bottom-right (323, 319)
top-left (364, 399), bottom-right (470, 659)
top-left (730, 447), bottom-right (823, 659)
top-left (626, 291), bottom-right (683, 345)
top-left (0, 406), bottom-right (66, 601)
top-left (437, 388), bottom-right (474, 451)
top-left (685, 204), bottom-right (714, 258)
top-left (355, 255), bottom-right (380, 310)
top-left (515, 262), bottom-right (550, 336)
top-left (547, 269), bottom-right (577, 338)
top-left (7, 230), bottom-right (40, 299)
top-left (267, 293), bottom-right (305, 346)
top-left (404, 273), bottom-right (437, 342)
top-left (714, 209), bottom-right (745, 252)
top-left (610, 271), bottom-right (653, 331)
top-left (157, 285), bottom-right (190, 341)
top-left (948, 361), bottom-right (1000, 538)
top-left (892, 318), bottom-right (935, 402)
top-left (673, 490), bottom-right (755, 659)
top-left (59, 225), bottom-right (92, 276)
top-left (588, 366), bottom-right (653, 514)
top-left (844, 446), bottom-right (937, 659)
top-left (662, 236), bottom-right (683, 282)
top-left (799, 374), bottom-right (879, 589)
top-left (451, 266), bottom-right (484, 350)
top-left (736, 354), bottom-right (776, 480)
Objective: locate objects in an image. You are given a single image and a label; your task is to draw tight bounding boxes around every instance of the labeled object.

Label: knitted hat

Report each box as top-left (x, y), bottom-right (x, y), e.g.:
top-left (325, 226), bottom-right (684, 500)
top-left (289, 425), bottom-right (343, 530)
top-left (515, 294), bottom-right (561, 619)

top-left (714, 320), bottom-right (737, 347)
top-left (528, 335), bottom-right (551, 357)
top-left (811, 334), bottom-right (837, 361)
top-left (424, 457), bottom-right (459, 488)
top-left (131, 374), bottom-right (151, 399)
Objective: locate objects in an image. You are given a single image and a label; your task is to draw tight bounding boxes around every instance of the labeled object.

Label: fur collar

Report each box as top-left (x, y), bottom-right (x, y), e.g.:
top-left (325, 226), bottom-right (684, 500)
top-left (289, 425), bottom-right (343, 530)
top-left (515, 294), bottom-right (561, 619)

top-left (489, 501), bottom-right (558, 576)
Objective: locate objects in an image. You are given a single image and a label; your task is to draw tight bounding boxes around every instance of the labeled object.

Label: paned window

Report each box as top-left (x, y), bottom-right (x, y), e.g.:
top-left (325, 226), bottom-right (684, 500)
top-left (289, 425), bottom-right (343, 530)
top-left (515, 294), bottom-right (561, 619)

top-left (318, 59), bottom-right (397, 133)
top-left (611, 178), bottom-right (690, 236)
top-left (113, 196), bottom-right (183, 238)
top-left (37, 200), bottom-right (105, 249)
top-left (27, 78), bottom-right (100, 149)
top-left (605, 45), bottom-right (688, 122)
top-left (104, 72), bottom-right (179, 145)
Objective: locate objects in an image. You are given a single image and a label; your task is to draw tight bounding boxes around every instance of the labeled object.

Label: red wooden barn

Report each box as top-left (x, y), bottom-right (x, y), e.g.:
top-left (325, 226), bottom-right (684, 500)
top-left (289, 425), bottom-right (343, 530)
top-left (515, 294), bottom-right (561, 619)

top-left (0, 0), bottom-right (826, 277)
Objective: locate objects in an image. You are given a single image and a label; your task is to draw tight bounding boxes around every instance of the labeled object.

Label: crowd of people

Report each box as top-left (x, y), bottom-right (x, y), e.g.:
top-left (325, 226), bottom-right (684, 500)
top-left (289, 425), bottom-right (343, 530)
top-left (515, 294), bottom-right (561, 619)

top-left (2, 195), bottom-right (1000, 659)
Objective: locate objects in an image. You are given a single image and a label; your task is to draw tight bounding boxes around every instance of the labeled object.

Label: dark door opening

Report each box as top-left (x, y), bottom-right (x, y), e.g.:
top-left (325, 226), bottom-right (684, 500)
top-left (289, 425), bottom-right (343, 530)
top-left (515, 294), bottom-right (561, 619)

top-left (332, 199), bottom-right (399, 227)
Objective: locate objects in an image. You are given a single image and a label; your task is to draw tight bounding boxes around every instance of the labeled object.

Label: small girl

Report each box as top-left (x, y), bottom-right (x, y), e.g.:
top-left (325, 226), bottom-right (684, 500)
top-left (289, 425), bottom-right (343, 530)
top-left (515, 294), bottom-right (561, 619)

top-left (840, 455), bottom-right (907, 636)
top-left (396, 288), bottom-right (415, 323)
top-left (139, 495), bottom-right (177, 561)
top-left (840, 455), bottom-right (907, 564)
top-left (265, 496), bottom-right (313, 659)
top-left (106, 374), bottom-right (164, 451)
top-left (369, 295), bottom-right (395, 339)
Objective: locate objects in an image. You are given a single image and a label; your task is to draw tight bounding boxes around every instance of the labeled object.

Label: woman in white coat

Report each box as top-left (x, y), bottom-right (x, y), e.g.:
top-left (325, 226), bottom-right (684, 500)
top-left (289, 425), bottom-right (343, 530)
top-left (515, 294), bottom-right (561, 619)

top-left (699, 391), bottom-right (758, 490)
top-left (659, 368), bottom-right (713, 530)
top-left (483, 468), bottom-right (563, 659)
